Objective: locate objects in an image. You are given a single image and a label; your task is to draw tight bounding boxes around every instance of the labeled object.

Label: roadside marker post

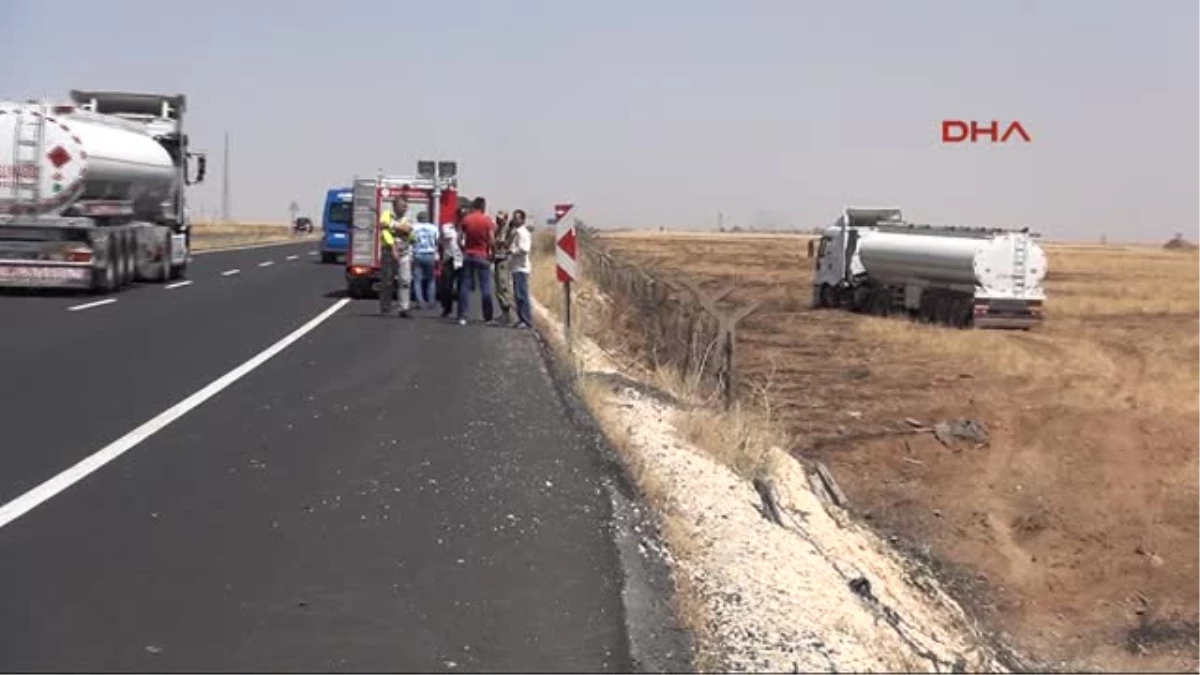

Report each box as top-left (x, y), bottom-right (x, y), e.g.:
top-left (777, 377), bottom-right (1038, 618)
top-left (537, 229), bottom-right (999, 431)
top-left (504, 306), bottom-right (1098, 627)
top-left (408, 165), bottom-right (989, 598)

top-left (553, 203), bottom-right (577, 350)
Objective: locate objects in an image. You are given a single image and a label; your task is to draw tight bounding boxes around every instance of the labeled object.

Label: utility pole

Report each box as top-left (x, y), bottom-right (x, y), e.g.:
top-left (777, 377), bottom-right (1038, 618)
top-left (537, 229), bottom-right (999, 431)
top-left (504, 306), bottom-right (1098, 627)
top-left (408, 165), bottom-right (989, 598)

top-left (221, 132), bottom-right (231, 224)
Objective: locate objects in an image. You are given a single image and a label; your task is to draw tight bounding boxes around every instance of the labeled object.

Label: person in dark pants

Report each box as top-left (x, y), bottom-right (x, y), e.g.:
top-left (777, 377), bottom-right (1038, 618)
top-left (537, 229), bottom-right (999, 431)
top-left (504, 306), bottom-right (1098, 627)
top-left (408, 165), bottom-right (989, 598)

top-left (456, 197), bottom-right (496, 325)
top-left (438, 208), bottom-right (465, 318)
top-left (508, 209), bottom-right (534, 328)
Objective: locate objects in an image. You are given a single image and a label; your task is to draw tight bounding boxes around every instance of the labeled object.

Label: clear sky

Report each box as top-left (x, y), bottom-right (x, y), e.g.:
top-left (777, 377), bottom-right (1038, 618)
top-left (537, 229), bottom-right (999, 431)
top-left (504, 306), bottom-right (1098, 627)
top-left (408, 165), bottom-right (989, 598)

top-left (5, 0), bottom-right (1197, 241)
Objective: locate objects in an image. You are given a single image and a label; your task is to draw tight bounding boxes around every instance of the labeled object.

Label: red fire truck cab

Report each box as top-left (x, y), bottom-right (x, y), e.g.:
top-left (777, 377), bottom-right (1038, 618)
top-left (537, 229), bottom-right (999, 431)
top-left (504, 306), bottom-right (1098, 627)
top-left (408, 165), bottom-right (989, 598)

top-left (345, 175), bottom-right (459, 299)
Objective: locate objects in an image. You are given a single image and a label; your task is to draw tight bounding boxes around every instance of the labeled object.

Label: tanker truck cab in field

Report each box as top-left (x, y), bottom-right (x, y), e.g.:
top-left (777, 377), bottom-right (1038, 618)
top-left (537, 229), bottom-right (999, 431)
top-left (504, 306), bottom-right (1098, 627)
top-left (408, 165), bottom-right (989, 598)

top-left (319, 187), bottom-right (352, 263)
top-left (0, 90), bottom-right (206, 292)
top-left (811, 207), bottom-right (1048, 329)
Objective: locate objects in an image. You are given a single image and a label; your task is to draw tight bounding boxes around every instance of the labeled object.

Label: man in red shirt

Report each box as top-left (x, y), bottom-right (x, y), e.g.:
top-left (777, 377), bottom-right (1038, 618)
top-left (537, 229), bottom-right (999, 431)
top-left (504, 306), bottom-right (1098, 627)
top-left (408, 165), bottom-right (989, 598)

top-left (456, 196), bottom-right (496, 325)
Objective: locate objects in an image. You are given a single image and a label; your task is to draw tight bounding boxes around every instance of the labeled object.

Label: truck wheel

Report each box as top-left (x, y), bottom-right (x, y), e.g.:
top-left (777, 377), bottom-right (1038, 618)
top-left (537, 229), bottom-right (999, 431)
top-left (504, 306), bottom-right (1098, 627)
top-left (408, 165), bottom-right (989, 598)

top-left (817, 285), bottom-right (831, 308)
top-left (120, 236), bottom-right (135, 287)
top-left (159, 238), bottom-right (173, 282)
top-left (954, 299), bottom-right (972, 328)
top-left (92, 242), bottom-right (117, 294)
top-left (936, 296), bottom-right (958, 326)
top-left (916, 295), bottom-right (932, 323)
top-left (871, 290), bottom-right (890, 316)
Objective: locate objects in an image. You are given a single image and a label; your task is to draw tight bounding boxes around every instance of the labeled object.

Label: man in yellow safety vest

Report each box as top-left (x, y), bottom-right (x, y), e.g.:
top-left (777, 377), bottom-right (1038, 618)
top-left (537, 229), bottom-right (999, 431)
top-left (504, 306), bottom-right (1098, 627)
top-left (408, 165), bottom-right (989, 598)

top-left (379, 196), bottom-right (415, 317)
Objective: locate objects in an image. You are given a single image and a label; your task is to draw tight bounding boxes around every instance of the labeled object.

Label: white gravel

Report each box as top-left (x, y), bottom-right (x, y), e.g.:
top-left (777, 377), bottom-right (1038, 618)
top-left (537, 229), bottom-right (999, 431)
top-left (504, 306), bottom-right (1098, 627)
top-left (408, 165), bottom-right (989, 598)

top-left (534, 300), bottom-right (1007, 673)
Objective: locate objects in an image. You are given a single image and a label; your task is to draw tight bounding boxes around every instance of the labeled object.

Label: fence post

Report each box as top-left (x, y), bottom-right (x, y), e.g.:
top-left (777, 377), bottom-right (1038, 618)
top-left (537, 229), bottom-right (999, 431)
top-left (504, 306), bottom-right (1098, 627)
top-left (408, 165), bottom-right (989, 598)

top-left (675, 277), bottom-right (760, 410)
top-left (717, 301), bottom-right (762, 410)
top-left (563, 280), bottom-right (572, 353)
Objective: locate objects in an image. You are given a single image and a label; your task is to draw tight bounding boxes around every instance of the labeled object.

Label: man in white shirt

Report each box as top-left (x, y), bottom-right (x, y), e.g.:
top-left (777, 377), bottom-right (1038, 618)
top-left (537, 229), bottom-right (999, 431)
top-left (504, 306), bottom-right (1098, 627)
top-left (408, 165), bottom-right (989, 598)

top-left (508, 209), bottom-right (534, 329)
top-left (437, 207), bottom-right (466, 318)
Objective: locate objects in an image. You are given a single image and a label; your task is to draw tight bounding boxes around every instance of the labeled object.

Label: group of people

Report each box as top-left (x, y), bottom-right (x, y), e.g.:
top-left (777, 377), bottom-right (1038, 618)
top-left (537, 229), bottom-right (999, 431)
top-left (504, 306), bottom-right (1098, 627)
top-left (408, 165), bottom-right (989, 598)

top-left (377, 195), bottom-right (534, 328)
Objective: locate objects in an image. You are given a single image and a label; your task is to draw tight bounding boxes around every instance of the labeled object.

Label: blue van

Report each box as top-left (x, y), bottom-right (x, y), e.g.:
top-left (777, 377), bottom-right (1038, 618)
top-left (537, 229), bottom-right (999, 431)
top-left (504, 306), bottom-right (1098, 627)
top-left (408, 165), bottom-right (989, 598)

top-left (319, 187), bottom-right (353, 263)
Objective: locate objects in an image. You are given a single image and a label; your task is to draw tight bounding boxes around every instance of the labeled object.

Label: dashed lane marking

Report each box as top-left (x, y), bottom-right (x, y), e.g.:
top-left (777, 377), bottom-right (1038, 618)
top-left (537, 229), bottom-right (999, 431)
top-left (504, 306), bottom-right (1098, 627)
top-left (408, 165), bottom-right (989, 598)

top-left (67, 299), bottom-right (116, 312)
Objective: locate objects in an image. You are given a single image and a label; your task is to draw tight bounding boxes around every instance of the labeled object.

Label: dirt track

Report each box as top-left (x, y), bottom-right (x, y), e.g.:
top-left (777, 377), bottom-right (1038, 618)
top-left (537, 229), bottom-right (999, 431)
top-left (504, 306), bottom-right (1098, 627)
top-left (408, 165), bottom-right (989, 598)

top-left (599, 231), bottom-right (1199, 673)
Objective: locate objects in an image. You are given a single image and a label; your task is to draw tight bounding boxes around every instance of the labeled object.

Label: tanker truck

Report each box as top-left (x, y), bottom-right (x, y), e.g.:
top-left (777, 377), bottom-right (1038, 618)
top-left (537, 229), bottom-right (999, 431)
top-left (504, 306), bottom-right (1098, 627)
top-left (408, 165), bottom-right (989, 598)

top-left (809, 207), bottom-right (1047, 329)
top-left (0, 90), bottom-right (207, 292)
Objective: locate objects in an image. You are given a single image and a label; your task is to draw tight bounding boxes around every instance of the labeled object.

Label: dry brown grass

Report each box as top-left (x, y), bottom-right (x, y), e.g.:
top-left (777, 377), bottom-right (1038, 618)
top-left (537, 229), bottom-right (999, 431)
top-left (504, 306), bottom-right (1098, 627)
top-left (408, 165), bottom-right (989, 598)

top-left (190, 221), bottom-right (315, 251)
top-left (531, 232), bottom-right (779, 672)
top-left (532, 231), bottom-right (791, 482)
top-left (595, 230), bottom-right (1200, 673)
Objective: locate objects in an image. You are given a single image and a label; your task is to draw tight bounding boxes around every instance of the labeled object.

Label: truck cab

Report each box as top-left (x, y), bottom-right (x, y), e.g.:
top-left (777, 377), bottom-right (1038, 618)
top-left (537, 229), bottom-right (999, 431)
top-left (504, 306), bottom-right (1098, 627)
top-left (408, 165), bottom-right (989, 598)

top-left (319, 187), bottom-right (353, 263)
top-left (810, 207), bottom-right (903, 306)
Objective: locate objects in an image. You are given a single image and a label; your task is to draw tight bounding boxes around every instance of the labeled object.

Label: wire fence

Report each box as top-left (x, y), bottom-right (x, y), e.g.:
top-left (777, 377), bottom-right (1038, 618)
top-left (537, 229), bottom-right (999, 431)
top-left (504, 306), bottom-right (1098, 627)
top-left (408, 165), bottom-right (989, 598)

top-left (575, 225), bottom-right (758, 408)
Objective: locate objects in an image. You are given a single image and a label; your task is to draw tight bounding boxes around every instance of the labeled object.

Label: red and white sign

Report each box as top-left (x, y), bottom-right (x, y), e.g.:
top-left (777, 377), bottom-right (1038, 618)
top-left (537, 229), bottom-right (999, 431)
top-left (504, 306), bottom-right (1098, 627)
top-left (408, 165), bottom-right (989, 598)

top-left (554, 202), bottom-right (577, 283)
top-left (553, 203), bottom-right (573, 223)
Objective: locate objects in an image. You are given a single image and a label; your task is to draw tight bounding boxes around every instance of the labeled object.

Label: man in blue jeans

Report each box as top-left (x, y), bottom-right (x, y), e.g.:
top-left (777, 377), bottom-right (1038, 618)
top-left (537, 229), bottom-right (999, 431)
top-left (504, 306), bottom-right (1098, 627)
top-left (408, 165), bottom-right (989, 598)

top-left (411, 211), bottom-right (440, 309)
top-left (456, 197), bottom-right (496, 325)
top-left (508, 209), bottom-right (534, 328)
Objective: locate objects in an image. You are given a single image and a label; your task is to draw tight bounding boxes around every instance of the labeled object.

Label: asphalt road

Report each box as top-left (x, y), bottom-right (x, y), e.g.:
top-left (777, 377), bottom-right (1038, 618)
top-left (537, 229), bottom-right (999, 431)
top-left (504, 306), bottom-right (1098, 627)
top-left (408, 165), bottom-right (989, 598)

top-left (0, 242), bottom-right (642, 672)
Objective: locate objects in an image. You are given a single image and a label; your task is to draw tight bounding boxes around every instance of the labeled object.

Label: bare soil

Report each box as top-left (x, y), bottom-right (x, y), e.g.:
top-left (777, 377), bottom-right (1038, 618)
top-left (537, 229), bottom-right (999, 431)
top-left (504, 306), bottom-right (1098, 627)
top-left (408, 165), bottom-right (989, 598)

top-left (598, 231), bottom-right (1200, 672)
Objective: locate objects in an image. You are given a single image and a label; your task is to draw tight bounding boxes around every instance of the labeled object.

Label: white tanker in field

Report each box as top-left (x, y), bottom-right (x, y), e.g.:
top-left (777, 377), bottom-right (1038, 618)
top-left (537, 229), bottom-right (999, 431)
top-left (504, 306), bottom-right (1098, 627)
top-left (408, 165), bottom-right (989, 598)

top-left (810, 207), bottom-right (1047, 329)
top-left (0, 90), bottom-right (206, 291)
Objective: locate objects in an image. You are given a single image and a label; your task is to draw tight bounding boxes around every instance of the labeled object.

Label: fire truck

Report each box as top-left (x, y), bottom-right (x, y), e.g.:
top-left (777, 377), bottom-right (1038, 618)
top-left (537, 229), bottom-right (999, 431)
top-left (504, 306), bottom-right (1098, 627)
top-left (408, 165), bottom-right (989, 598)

top-left (345, 165), bottom-right (459, 299)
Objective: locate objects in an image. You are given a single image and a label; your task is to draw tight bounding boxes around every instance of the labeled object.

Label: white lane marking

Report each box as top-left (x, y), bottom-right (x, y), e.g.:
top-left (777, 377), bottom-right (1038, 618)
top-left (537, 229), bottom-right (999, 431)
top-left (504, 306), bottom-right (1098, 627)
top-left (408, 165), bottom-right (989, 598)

top-left (308, 251), bottom-right (317, 256)
top-left (258, 261), bottom-right (274, 268)
top-left (165, 280), bottom-right (193, 290)
top-left (286, 255), bottom-right (299, 261)
top-left (221, 269), bottom-right (240, 276)
top-left (67, 299), bottom-right (116, 312)
top-left (0, 298), bottom-right (352, 530)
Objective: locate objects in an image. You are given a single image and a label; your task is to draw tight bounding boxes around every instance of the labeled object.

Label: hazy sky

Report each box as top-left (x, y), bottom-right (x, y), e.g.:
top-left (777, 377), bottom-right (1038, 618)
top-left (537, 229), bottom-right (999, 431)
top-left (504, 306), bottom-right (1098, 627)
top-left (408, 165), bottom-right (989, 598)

top-left (5, 0), bottom-right (1197, 241)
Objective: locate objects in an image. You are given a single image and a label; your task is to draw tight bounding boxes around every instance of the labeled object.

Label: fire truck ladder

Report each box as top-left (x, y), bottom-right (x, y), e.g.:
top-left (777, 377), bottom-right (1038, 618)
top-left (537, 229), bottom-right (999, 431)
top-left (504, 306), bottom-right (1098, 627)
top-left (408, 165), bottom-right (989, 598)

top-left (9, 101), bottom-right (47, 215)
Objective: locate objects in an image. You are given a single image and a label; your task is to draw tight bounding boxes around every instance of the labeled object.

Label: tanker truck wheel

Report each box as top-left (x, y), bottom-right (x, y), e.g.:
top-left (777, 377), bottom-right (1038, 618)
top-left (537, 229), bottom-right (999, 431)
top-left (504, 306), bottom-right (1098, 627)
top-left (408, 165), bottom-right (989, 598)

top-left (118, 234), bottom-right (135, 288)
top-left (158, 237), bottom-right (172, 282)
top-left (916, 295), bottom-right (933, 324)
top-left (871, 290), bottom-right (891, 317)
top-left (933, 295), bottom-right (950, 325)
top-left (91, 242), bottom-right (118, 294)
top-left (952, 298), bottom-right (972, 328)
top-left (816, 285), bottom-right (831, 308)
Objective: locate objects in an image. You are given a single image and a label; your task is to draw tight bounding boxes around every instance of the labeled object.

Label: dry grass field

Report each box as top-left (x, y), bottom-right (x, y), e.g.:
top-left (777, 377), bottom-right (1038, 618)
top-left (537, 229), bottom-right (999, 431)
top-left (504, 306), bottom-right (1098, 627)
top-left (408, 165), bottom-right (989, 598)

top-left (595, 230), bottom-right (1199, 672)
top-left (189, 221), bottom-right (312, 251)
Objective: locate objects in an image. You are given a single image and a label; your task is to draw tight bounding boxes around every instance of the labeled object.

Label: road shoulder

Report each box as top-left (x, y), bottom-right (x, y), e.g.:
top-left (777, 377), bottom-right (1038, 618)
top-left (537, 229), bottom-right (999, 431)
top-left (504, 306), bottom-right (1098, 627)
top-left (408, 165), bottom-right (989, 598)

top-left (530, 296), bottom-right (1010, 673)
top-left (530, 321), bottom-right (697, 674)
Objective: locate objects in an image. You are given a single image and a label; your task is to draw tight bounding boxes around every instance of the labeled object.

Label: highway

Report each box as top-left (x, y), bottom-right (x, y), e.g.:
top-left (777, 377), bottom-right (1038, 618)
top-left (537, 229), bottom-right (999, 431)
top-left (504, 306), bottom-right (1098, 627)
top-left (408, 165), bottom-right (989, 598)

top-left (0, 241), bottom-right (650, 672)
